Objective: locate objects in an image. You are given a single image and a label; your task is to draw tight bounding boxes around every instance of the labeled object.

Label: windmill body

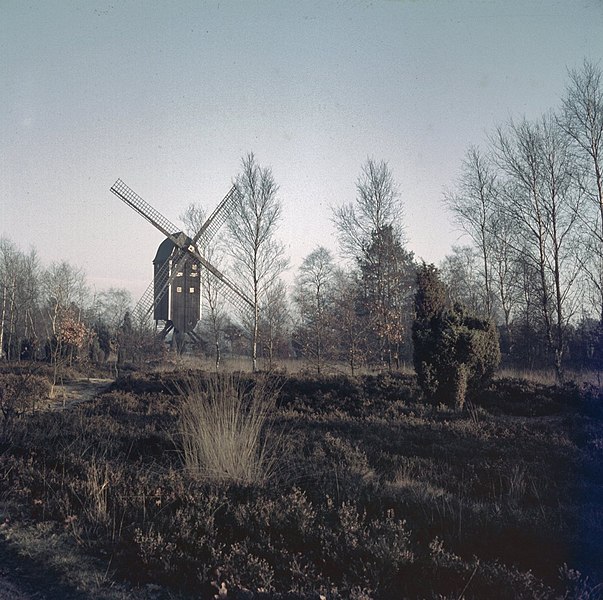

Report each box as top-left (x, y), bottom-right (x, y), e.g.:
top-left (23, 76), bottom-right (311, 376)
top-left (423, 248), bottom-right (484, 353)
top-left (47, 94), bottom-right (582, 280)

top-left (153, 236), bottom-right (201, 334)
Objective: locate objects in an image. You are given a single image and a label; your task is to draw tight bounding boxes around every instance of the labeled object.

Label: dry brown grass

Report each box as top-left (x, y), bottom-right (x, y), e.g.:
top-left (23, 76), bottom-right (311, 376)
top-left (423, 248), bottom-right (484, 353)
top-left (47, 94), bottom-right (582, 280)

top-left (497, 367), bottom-right (602, 386)
top-left (177, 373), bottom-right (282, 485)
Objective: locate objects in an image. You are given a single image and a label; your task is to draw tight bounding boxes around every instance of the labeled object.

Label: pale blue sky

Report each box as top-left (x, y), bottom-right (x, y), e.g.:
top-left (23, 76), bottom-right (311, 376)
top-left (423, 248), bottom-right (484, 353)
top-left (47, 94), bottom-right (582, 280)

top-left (2, 0), bottom-right (602, 299)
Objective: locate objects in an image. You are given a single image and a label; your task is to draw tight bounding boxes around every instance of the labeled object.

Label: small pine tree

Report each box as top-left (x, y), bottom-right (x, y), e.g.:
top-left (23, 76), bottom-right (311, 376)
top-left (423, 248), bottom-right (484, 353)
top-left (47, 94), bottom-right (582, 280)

top-left (412, 264), bottom-right (500, 409)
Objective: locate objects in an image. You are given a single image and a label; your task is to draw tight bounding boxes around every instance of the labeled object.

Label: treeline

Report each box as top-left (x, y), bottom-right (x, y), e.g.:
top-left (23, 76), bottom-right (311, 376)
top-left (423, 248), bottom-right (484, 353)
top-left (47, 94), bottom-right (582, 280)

top-left (442, 59), bottom-right (603, 379)
top-left (293, 61), bottom-right (603, 379)
top-left (1, 61), bottom-right (602, 378)
top-left (0, 240), bottom-right (137, 368)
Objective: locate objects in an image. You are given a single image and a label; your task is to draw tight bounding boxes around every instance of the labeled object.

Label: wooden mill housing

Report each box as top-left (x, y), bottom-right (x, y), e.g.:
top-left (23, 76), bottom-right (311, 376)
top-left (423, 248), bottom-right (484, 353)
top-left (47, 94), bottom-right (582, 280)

top-left (153, 235), bottom-right (201, 334)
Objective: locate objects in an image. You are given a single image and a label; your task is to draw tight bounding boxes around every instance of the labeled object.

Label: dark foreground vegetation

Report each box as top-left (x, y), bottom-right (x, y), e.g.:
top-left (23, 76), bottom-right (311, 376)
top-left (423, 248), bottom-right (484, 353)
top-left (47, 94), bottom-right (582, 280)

top-left (0, 366), bottom-right (602, 599)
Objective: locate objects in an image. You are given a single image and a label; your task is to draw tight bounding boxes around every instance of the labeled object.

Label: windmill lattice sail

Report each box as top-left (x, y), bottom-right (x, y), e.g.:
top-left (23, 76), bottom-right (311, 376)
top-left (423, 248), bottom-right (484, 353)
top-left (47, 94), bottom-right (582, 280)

top-left (132, 259), bottom-right (170, 324)
top-left (193, 185), bottom-right (241, 248)
top-left (110, 179), bottom-right (180, 237)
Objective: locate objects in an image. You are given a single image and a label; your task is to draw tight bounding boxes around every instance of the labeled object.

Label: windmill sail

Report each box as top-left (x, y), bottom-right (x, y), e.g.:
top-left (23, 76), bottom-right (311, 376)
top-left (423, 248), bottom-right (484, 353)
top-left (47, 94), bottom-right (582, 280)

top-left (192, 185), bottom-right (241, 248)
top-left (110, 179), bottom-right (180, 237)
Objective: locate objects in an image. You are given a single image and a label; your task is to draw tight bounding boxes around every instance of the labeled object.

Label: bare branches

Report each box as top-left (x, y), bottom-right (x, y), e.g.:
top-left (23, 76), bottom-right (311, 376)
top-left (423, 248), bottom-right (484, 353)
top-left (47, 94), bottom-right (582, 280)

top-left (293, 247), bottom-right (336, 374)
top-left (333, 158), bottom-right (404, 259)
top-left (227, 153), bottom-right (289, 370)
top-left (444, 145), bottom-right (498, 316)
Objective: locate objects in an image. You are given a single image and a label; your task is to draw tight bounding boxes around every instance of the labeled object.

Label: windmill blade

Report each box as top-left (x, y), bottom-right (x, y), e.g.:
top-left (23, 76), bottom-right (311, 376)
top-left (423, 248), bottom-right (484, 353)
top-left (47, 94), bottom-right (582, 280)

top-left (111, 178), bottom-right (253, 319)
top-left (110, 179), bottom-right (180, 239)
top-left (191, 250), bottom-right (254, 312)
top-left (131, 258), bottom-right (172, 323)
top-left (192, 185), bottom-right (241, 248)
top-left (203, 268), bottom-right (254, 317)
top-left (110, 180), bottom-right (194, 311)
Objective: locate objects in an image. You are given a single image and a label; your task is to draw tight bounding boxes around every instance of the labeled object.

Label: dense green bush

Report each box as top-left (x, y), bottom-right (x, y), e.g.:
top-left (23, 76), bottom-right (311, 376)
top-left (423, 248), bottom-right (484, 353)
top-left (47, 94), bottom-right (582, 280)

top-left (412, 264), bottom-right (501, 409)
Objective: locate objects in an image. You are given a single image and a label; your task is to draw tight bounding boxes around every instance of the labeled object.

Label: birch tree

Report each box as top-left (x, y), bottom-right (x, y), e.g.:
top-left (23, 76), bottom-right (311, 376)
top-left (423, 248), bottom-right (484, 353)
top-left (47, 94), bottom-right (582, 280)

top-left (293, 247), bottom-right (336, 374)
top-left (332, 159), bottom-right (411, 369)
top-left (444, 146), bottom-right (498, 317)
top-left (333, 158), bottom-right (404, 260)
top-left (0, 240), bottom-right (41, 361)
top-left (560, 59), bottom-right (603, 321)
top-left (228, 153), bottom-right (288, 371)
top-left (493, 116), bottom-right (582, 380)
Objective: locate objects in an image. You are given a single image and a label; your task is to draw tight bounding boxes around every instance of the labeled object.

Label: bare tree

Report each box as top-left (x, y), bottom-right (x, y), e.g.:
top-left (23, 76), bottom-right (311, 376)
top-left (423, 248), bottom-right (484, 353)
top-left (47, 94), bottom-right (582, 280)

top-left (440, 245), bottom-right (484, 314)
top-left (0, 240), bottom-right (21, 361)
top-left (293, 246), bottom-right (336, 374)
top-left (42, 261), bottom-right (88, 390)
top-left (331, 269), bottom-right (366, 376)
top-left (333, 158), bottom-right (404, 260)
top-left (560, 59), bottom-right (603, 322)
top-left (493, 115), bottom-right (583, 380)
top-left (444, 146), bottom-right (498, 317)
top-left (488, 205), bottom-right (524, 348)
top-left (181, 202), bottom-right (227, 368)
top-left (91, 287), bottom-right (132, 365)
top-left (228, 153), bottom-right (289, 371)
top-left (259, 278), bottom-right (290, 370)
top-left (95, 287), bottom-right (132, 333)
top-left (0, 240), bottom-right (40, 361)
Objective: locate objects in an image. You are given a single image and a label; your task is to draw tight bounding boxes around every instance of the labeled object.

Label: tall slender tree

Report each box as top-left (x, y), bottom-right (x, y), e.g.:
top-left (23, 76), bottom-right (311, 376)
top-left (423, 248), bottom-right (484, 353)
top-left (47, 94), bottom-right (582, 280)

top-left (444, 146), bottom-right (498, 317)
top-left (293, 247), bottom-right (336, 374)
top-left (332, 159), bottom-right (411, 369)
top-left (228, 153), bottom-right (288, 371)
top-left (330, 269), bottom-right (366, 375)
top-left (259, 278), bottom-right (290, 369)
top-left (493, 116), bottom-right (582, 380)
top-left (0, 240), bottom-right (41, 361)
top-left (560, 59), bottom-right (603, 322)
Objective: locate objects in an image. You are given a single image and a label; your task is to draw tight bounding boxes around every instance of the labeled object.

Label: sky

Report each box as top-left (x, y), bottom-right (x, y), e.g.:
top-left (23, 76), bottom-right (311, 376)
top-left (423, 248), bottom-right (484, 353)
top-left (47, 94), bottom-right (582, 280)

top-left (2, 0), bottom-right (603, 301)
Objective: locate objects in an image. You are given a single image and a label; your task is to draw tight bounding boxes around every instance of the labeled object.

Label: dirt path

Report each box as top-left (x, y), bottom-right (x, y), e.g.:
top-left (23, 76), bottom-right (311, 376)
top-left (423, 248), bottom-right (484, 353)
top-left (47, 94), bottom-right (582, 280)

top-left (46, 378), bottom-right (113, 411)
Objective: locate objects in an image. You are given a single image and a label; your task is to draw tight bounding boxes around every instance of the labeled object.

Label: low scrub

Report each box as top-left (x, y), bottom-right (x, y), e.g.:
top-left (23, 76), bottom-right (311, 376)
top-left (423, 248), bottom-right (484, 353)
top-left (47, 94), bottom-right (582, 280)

top-left (0, 371), bottom-right (50, 430)
top-left (0, 367), bottom-right (600, 599)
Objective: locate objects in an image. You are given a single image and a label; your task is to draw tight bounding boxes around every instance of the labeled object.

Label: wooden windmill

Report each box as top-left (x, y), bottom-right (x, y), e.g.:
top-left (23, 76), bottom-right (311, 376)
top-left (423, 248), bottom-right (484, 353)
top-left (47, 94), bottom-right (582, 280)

top-left (110, 178), bottom-right (252, 346)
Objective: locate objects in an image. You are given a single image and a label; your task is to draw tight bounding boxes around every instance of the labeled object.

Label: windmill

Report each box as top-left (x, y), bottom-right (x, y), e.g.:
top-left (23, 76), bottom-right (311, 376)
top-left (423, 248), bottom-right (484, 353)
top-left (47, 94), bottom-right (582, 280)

top-left (110, 178), bottom-right (253, 348)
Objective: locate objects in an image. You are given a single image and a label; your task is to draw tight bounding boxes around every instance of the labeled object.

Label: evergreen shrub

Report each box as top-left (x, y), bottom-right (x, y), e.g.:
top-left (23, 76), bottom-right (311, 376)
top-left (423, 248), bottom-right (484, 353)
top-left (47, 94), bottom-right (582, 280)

top-left (412, 264), bottom-right (501, 409)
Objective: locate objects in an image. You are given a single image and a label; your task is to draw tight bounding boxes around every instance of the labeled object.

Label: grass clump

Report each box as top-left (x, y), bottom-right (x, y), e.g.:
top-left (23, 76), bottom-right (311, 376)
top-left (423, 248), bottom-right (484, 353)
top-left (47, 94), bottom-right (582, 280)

top-left (178, 373), bottom-right (280, 485)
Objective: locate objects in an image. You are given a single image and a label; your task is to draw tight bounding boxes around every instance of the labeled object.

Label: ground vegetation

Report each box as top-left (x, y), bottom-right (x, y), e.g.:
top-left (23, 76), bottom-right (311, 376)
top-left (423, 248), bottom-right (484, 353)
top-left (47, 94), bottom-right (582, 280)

top-left (0, 365), bottom-right (600, 599)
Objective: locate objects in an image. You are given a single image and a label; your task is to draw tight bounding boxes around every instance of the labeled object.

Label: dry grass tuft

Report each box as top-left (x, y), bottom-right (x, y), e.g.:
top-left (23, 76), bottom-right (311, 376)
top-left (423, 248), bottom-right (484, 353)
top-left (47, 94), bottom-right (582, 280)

top-left (178, 373), bottom-right (281, 485)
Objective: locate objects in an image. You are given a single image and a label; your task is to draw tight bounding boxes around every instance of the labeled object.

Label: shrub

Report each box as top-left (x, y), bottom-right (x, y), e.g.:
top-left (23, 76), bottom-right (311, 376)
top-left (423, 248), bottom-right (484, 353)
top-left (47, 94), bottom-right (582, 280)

top-left (177, 373), bottom-right (281, 485)
top-left (0, 372), bottom-right (51, 430)
top-left (412, 264), bottom-right (500, 409)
